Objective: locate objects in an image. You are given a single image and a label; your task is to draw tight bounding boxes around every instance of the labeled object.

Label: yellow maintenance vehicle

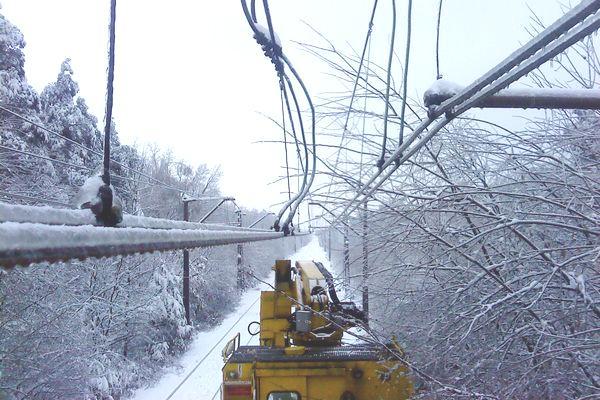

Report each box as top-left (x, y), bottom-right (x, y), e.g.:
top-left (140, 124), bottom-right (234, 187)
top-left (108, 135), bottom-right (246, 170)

top-left (220, 260), bottom-right (413, 400)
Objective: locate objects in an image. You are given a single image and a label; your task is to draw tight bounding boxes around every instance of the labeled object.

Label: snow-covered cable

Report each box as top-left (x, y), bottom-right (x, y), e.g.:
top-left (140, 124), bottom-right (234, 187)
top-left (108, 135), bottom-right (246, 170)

top-left (432, 0), bottom-right (600, 114)
top-left (331, 0), bottom-right (379, 176)
top-left (333, 1), bottom-right (600, 223)
top-left (0, 144), bottom-right (143, 185)
top-left (0, 191), bottom-right (71, 208)
top-left (435, 0), bottom-right (444, 79)
top-left (280, 86), bottom-right (292, 201)
top-left (339, 9), bottom-right (600, 222)
top-left (240, 0), bottom-right (316, 235)
top-left (279, 54), bottom-right (317, 235)
top-left (102, 0), bottom-right (116, 188)
top-left (0, 222), bottom-right (284, 269)
top-left (0, 202), bottom-right (274, 232)
top-left (0, 105), bottom-right (185, 194)
top-left (377, 0), bottom-right (397, 170)
top-left (397, 0), bottom-right (413, 154)
top-left (273, 74), bottom-right (310, 233)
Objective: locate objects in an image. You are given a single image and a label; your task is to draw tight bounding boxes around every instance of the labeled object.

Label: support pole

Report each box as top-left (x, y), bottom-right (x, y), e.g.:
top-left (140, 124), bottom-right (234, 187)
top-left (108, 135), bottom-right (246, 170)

top-left (236, 209), bottom-right (245, 289)
top-left (343, 222), bottom-right (350, 291)
top-left (182, 200), bottom-right (191, 325)
top-left (362, 201), bottom-right (369, 324)
top-left (199, 197), bottom-right (235, 223)
top-left (328, 226), bottom-right (331, 261)
top-left (248, 212), bottom-right (274, 228)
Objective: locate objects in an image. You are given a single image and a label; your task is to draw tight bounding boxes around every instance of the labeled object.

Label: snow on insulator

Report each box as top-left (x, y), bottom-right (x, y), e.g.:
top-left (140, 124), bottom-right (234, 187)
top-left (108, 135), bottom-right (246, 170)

top-left (254, 23), bottom-right (282, 47)
top-left (74, 174), bottom-right (104, 209)
top-left (423, 79), bottom-right (463, 107)
top-left (73, 173), bottom-right (123, 219)
top-left (0, 222), bottom-right (285, 269)
top-left (0, 202), bottom-right (271, 232)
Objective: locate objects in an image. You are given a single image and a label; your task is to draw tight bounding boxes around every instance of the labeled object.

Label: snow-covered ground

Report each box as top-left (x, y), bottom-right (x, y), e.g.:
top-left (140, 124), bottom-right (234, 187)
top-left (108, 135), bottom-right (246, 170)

top-left (130, 235), bottom-right (328, 400)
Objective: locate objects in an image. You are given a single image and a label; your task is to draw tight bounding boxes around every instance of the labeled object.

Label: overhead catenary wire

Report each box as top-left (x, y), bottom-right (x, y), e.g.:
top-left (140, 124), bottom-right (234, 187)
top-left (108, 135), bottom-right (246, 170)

top-left (274, 74), bottom-right (310, 227)
top-left (0, 191), bottom-right (72, 208)
top-left (377, 0), bottom-right (396, 170)
top-left (0, 220), bottom-right (284, 269)
top-left (397, 0), bottom-right (413, 152)
top-left (0, 144), bottom-right (154, 187)
top-left (241, 0), bottom-right (302, 224)
top-left (91, 0), bottom-right (122, 226)
top-left (331, 0), bottom-right (379, 176)
top-left (280, 86), bottom-right (292, 201)
top-left (262, 0), bottom-right (280, 60)
top-left (0, 144), bottom-right (96, 173)
top-left (333, 2), bottom-right (600, 224)
top-left (263, 1), bottom-right (311, 233)
top-left (360, 9), bottom-right (600, 204)
top-left (102, 0), bottom-right (117, 188)
top-left (435, 0), bottom-right (444, 79)
top-left (281, 74), bottom-right (306, 175)
top-left (250, 0), bottom-right (258, 23)
top-left (240, 0), bottom-right (316, 235)
top-left (0, 105), bottom-right (185, 194)
top-left (278, 53), bottom-right (317, 234)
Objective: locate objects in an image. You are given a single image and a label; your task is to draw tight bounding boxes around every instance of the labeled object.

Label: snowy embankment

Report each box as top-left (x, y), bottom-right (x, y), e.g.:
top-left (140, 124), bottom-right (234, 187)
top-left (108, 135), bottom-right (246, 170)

top-left (130, 236), bottom-right (329, 400)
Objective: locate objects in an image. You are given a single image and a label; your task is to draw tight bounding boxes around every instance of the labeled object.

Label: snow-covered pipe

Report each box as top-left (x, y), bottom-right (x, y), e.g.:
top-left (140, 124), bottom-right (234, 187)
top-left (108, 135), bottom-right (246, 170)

top-left (0, 222), bottom-right (284, 269)
top-left (0, 202), bottom-right (271, 232)
top-left (424, 80), bottom-right (600, 110)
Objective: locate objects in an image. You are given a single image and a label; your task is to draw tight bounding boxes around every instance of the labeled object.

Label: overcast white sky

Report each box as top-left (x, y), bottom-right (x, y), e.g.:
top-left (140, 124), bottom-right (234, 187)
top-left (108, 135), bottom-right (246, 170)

top-left (1, 0), bottom-right (565, 213)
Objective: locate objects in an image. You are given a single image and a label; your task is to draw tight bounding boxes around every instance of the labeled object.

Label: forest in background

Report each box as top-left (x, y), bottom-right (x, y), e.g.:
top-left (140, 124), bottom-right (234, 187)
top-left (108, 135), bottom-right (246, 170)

top-left (0, 12), bottom-right (299, 399)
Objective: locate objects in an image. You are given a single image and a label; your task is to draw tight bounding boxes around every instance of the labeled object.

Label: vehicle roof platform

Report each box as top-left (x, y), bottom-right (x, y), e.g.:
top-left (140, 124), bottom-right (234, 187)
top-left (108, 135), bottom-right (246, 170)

top-left (228, 344), bottom-right (391, 363)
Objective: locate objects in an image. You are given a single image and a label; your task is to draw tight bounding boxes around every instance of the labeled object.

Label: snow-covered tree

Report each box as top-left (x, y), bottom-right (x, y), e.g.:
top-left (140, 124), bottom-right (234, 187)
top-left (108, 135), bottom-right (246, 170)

top-left (0, 11), bottom-right (288, 400)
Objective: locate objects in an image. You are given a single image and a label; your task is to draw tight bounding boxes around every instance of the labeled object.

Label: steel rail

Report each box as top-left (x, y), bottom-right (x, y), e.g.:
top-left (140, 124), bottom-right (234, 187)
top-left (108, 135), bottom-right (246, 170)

top-left (0, 222), bottom-right (284, 269)
top-left (0, 202), bottom-right (271, 232)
